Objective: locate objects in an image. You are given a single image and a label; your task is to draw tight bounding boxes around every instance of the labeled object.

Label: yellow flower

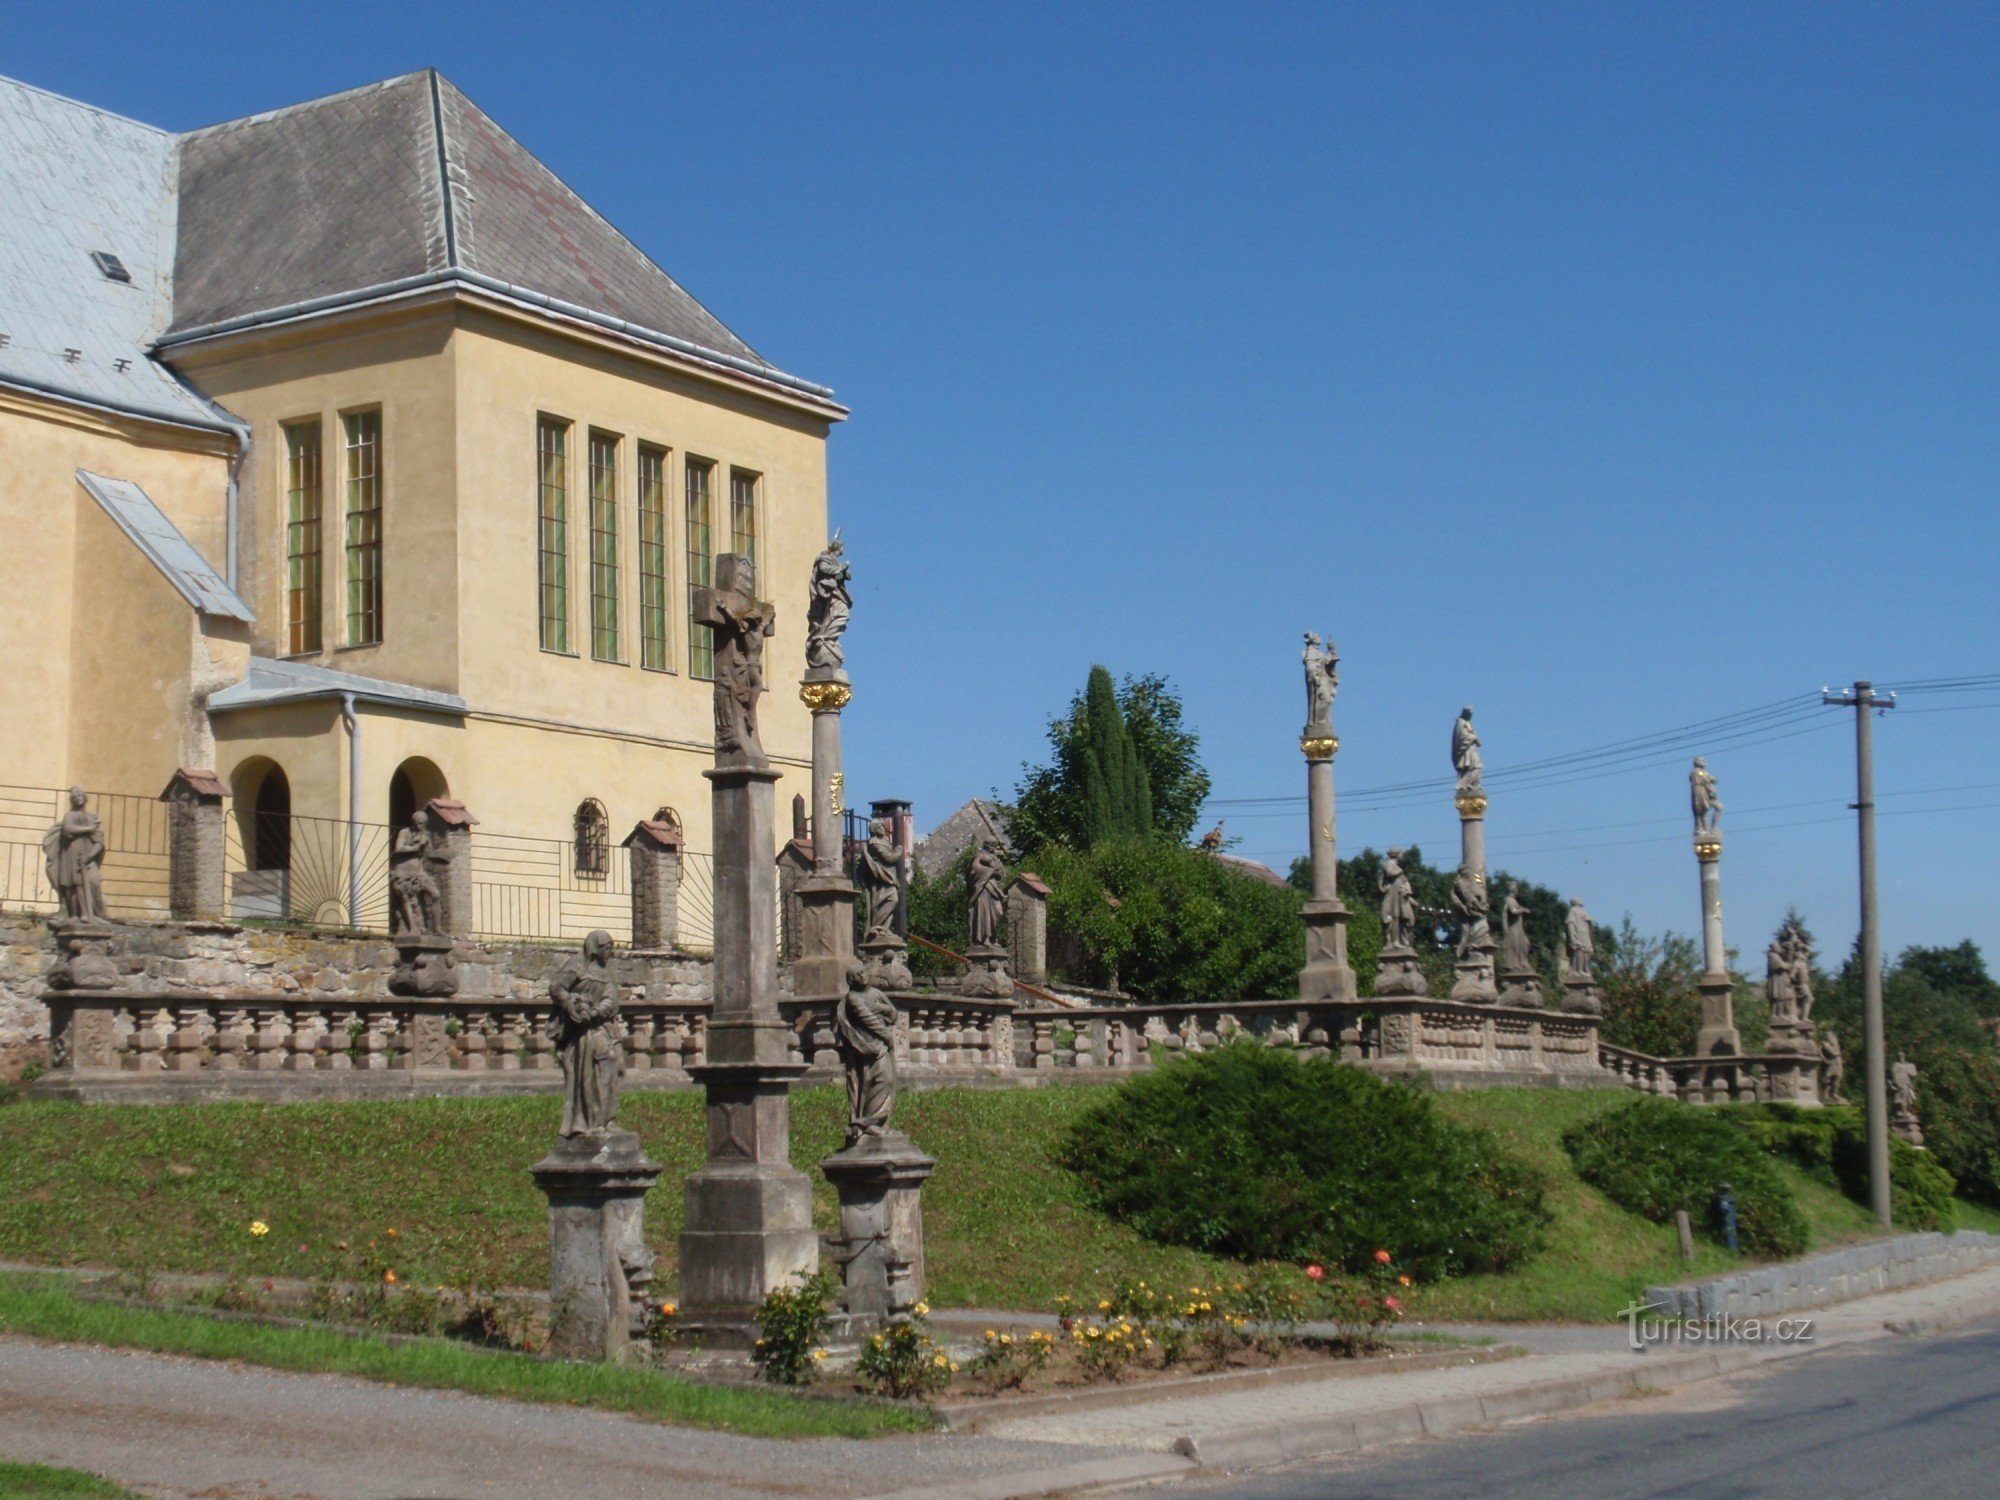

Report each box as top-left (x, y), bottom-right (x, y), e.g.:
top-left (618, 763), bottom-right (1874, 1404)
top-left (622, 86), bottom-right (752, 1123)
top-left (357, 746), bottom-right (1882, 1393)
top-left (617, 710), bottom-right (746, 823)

top-left (660, 1301), bottom-right (678, 1316)
top-left (913, 1301), bottom-right (929, 1316)
top-left (1200, 1301), bottom-right (1212, 1312)
top-left (248, 1221), bottom-right (269, 1237)
top-left (999, 1334), bottom-right (1014, 1346)
top-left (932, 1353), bottom-right (949, 1368)
top-left (385, 1227), bottom-right (399, 1239)
top-left (811, 1348), bottom-right (829, 1361)
top-left (1098, 1299), bottom-right (1112, 1311)
top-left (383, 1270), bottom-right (397, 1285)
top-left (984, 1329), bottom-right (997, 1340)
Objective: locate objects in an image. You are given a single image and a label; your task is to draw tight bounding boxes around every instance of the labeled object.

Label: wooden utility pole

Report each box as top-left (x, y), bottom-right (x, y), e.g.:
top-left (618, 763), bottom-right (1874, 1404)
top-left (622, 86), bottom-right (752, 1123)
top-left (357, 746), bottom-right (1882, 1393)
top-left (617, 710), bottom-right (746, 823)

top-left (1823, 681), bottom-right (1896, 1227)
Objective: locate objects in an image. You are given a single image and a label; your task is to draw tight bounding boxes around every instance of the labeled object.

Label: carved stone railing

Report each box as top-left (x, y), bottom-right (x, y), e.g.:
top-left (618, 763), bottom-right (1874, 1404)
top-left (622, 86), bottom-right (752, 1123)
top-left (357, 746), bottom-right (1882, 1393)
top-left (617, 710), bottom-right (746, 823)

top-left (1596, 1043), bottom-right (1827, 1106)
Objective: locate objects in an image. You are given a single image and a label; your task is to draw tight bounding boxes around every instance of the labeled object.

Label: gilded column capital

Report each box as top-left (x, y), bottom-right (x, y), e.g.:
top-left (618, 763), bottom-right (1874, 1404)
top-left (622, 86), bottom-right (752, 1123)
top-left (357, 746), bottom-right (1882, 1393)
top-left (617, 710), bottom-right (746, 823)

top-left (799, 680), bottom-right (853, 713)
top-left (1455, 794), bottom-right (1488, 819)
top-left (1300, 733), bottom-right (1339, 761)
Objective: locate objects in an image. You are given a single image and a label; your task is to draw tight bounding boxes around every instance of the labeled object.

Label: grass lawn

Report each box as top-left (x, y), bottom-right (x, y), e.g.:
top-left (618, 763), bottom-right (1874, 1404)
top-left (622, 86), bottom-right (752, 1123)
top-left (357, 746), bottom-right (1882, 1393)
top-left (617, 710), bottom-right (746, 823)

top-left (0, 1461), bottom-right (133, 1498)
top-left (0, 1273), bottom-right (927, 1439)
top-left (0, 1081), bottom-right (1979, 1325)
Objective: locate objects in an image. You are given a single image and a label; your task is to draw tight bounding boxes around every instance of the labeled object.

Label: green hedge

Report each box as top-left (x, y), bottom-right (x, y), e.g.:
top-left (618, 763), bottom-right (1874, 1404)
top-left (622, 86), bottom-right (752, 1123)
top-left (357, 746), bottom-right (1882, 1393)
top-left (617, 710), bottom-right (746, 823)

top-left (1730, 1103), bottom-right (1958, 1232)
top-left (1059, 1043), bottom-right (1550, 1281)
top-left (1562, 1098), bottom-right (1808, 1257)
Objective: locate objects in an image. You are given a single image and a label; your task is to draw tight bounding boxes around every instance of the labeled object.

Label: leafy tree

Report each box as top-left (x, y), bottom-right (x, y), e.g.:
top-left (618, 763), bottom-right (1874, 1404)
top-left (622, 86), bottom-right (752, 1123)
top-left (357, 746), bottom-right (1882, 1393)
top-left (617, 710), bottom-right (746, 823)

top-left (1010, 668), bottom-right (1212, 851)
top-left (1598, 919), bottom-right (1702, 1057)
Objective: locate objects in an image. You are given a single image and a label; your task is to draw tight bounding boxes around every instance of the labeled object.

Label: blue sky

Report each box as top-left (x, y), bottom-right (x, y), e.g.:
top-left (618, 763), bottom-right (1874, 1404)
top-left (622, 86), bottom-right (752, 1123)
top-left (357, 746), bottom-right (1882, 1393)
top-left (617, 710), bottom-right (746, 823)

top-left (9, 1), bottom-right (1995, 965)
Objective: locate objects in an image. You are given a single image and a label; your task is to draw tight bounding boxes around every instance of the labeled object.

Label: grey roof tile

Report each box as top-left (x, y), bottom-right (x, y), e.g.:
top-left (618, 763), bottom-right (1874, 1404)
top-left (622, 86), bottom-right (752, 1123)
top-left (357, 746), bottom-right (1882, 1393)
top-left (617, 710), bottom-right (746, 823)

top-left (0, 76), bottom-right (235, 430)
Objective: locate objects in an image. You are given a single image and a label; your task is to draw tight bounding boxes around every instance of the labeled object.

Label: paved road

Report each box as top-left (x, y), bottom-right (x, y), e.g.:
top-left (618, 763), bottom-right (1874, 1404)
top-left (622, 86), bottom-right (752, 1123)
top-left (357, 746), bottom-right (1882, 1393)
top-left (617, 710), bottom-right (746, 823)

top-left (0, 1335), bottom-right (1080, 1500)
top-left (1172, 1320), bottom-right (2000, 1499)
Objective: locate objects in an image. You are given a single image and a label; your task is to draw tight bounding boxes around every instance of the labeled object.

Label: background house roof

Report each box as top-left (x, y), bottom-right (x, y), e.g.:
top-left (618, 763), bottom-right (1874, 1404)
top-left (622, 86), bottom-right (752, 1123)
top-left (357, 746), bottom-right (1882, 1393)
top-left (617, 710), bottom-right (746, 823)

top-left (168, 71), bottom-right (824, 399)
top-left (0, 76), bottom-right (237, 432)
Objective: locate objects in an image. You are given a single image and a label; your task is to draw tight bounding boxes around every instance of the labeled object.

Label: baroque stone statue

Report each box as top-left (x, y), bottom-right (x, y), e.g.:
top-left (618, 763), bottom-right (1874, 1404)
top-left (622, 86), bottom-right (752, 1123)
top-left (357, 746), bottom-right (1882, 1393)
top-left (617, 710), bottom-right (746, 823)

top-left (550, 930), bottom-right (623, 1136)
top-left (1765, 934), bottom-right (1796, 1022)
top-left (696, 554), bottom-right (776, 766)
top-left (1499, 886), bottom-right (1532, 972)
top-left (1891, 1053), bottom-right (1919, 1115)
top-left (1379, 847), bottom-right (1417, 950)
top-left (1451, 866), bottom-right (1489, 955)
top-left (1819, 1032), bottom-right (1845, 1101)
top-left (805, 534), bottom-right (852, 673)
top-left (1302, 631), bottom-right (1337, 729)
top-left (967, 838), bottom-right (1006, 949)
top-left (42, 787), bottom-right (105, 922)
top-left (836, 961), bottom-right (898, 1143)
top-left (855, 816), bottom-right (902, 943)
top-left (389, 811), bottom-right (444, 936)
top-left (1563, 897), bottom-right (1595, 981)
top-left (1451, 707), bottom-right (1482, 799)
top-left (1789, 925), bottom-right (1816, 1023)
top-left (1691, 757), bottom-right (1721, 835)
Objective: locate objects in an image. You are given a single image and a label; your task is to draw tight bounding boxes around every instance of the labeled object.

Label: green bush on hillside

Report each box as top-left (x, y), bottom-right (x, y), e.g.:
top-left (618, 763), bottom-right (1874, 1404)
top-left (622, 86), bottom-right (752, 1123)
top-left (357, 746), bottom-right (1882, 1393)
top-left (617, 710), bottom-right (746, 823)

top-left (1059, 1043), bottom-right (1551, 1281)
top-left (1730, 1102), bottom-right (1957, 1232)
top-left (1563, 1098), bottom-right (1808, 1258)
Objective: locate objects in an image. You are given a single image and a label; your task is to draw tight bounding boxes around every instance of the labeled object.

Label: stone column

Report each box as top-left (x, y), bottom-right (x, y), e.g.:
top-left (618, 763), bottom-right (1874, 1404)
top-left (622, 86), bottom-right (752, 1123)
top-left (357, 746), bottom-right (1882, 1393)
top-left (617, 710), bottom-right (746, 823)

top-left (1007, 874), bottom-right (1049, 985)
top-left (1450, 791), bottom-right (1500, 1003)
top-left (678, 757), bottom-right (817, 1339)
top-left (1694, 826), bottom-right (1740, 1056)
top-left (530, 1130), bottom-right (663, 1362)
top-left (1298, 728), bottom-right (1358, 1001)
top-left (424, 799), bottom-right (477, 938)
top-left (792, 671), bottom-right (857, 1002)
top-left (624, 813), bottom-right (684, 950)
top-left (158, 767), bottom-right (225, 922)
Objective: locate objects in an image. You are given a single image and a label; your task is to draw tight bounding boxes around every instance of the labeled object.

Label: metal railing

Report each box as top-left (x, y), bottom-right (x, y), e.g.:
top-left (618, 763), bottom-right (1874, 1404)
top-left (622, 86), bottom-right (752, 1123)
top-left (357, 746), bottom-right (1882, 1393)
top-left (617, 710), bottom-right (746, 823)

top-left (0, 783), bottom-right (172, 920)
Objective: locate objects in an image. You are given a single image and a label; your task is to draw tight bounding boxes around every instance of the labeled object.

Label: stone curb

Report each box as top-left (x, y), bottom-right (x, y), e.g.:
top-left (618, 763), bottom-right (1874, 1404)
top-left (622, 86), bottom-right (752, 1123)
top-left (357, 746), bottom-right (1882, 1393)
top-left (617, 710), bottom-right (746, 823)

top-left (1170, 1348), bottom-right (1757, 1471)
top-left (859, 1451), bottom-right (1196, 1499)
top-left (933, 1343), bottom-right (1524, 1432)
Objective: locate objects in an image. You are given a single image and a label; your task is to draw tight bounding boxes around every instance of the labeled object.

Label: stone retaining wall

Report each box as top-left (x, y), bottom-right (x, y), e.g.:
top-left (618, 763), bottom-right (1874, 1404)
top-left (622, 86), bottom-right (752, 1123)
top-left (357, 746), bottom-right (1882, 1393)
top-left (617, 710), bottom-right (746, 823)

top-left (1644, 1230), bottom-right (2000, 1320)
top-left (0, 912), bottom-right (714, 1081)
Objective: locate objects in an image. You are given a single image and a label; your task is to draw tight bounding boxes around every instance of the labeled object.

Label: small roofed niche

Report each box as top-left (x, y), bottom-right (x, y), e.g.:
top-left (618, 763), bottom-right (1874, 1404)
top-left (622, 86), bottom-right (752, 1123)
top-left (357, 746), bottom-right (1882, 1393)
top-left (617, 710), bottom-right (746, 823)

top-left (389, 757), bottom-right (450, 830)
top-left (89, 250), bottom-right (131, 283)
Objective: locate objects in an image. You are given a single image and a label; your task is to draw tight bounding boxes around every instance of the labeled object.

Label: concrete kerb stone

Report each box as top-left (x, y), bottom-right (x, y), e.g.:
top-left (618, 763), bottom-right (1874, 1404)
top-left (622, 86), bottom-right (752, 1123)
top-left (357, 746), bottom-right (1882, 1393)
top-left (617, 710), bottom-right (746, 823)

top-left (859, 1453), bottom-right (1197, 1500)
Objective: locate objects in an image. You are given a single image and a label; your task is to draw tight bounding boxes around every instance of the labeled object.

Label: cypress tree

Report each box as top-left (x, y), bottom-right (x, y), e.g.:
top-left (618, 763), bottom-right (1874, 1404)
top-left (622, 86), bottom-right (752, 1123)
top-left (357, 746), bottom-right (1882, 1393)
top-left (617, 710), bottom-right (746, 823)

top-left (1078, 665), bottom-right (1153, 845)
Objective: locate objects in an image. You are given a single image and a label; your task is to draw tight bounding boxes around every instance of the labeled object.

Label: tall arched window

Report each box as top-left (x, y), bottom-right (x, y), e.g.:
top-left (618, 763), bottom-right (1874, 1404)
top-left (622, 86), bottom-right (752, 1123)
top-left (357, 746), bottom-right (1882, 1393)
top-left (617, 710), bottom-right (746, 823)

top-left (573, 799), bottom-right (610, 878)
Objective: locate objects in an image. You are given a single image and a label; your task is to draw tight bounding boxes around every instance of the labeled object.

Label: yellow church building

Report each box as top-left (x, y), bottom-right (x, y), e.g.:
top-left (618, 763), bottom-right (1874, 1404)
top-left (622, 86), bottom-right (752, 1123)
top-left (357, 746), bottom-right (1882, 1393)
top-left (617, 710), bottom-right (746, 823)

top-left (0, 70), bottom-right (844, 943)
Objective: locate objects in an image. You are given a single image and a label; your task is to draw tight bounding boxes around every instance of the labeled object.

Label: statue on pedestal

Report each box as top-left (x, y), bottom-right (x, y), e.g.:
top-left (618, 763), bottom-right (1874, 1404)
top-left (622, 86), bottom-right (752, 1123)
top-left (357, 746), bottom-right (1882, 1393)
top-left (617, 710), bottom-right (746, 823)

top-left (1563, 898), bottom-right (1595, 981)
top-left (1765, 934), bottom-right (1797, 1023)
top-left (1790, 925), bottom-right (1817, 1023)
top-left (1302, 632), bottom-right (1338, 729)
top-left (696, 555), bottom-right (776, 766)
top-left (1379, 847), bottom-right (1417, 950)
top-left (1451, 707), bottom-right (1482, 800)
top-left (1451, 867), bottom-right (1489, 955)
top-left (856, 816), bottom-right (902, 943)
top-left (550, 930), bottom-right (623, 1136)
top-left (43, 787), bottom-right (105, 922)
top-left (836, 962), bottom-right (898, 1144)
top-left (1819, 1032), bottom-right (1845, 1101)
top-left (1499, 886), bottom-right (1532, 972)
top-left (1891, 1052), bottom-right (1925, 1147)
top-left (805, 535), bottom-right (852, 673)
top-left (967, 838), bottom-right (1007, 949)
top-left (389, 811), bottom-right (444, 936)
top-left (1691, 757), bottom-right (1722, 835)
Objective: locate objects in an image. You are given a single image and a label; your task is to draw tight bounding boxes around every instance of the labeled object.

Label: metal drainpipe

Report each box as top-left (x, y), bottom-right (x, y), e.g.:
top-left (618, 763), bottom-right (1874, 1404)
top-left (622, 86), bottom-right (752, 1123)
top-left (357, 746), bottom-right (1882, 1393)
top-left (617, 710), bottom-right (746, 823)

top-left (341, 693), bottom-right (361, 926)
top-left (224, 420), bottom-right (251, 591)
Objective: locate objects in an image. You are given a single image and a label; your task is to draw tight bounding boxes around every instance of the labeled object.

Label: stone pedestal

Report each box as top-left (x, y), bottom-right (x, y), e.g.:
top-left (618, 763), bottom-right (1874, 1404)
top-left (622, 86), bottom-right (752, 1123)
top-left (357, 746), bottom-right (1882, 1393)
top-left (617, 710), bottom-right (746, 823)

top-left (159, 768), bottom-right (226, 922)
top-left (389, 933), bottom-right (458, 997)
top-left (1007, 874), bottom-right (1050, 985)
top-left (46, 919), bottom-right (119, 990)
top-left (424, 800), bottom-right (477, 937)
top-left (820, 1131), bottom-right (936, 1326)
top-left (1560, 976), bottom-right (1605, 1016)
top-left (624, 814), bottom-right (684, 950)
top-left (858, 933), bottom-right (914, 992)
top-left (1497, 968), bottom-right (1545, 1009)
top-left (960, 943), bottom-right (1014, 999)
top-left (679, 759), bottom-right (819, 1342)
top-left (529, 1128), bottom-right (662, 1363)
top-left (1373, 944), bottom-right (1430, 997)
top-left (1450, 945), bottom-right (1499, 1004)
top-left (792, 874), bottom-right (857, 1002)
top-left (1696, 972), bottom-right (1740, 1056)
top-left (1893, 1106), bottom-right (1926, 1150)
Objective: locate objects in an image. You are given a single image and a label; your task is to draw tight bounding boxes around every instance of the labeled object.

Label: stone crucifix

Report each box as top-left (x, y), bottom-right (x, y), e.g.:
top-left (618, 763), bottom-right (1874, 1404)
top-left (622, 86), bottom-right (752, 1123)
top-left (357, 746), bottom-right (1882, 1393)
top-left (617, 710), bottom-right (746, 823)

top-left (694, 553), bottom-right (777, 768)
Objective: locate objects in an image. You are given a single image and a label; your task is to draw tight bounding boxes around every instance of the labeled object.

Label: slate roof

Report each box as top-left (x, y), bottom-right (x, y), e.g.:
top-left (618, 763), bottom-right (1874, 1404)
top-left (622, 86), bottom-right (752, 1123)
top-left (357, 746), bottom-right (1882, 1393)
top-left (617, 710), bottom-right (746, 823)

top-left (168, 71), bottom-right (829, 400)
top-left (0, 77), bottom-right (237, 432)
top-left (75, 470), bottom-right (252, 621)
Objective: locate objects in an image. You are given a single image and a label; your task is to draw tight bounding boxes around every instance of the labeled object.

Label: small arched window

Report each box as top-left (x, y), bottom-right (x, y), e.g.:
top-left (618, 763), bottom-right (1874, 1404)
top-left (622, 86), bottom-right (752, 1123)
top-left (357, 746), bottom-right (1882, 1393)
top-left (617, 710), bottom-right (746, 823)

top-left (573, 799), bottom-right (610, 878)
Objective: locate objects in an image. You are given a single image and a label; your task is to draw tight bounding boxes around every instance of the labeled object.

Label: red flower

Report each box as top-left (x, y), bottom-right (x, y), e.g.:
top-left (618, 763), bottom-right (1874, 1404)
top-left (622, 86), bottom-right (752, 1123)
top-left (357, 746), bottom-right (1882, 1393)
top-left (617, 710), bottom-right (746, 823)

top-left (1305, 1264), bottom-right (1325, 1281)
top-left (1385, 1295), bottom-right (1402, 1312)
top-left (1373, 1249), bottom-right (1392, 1265)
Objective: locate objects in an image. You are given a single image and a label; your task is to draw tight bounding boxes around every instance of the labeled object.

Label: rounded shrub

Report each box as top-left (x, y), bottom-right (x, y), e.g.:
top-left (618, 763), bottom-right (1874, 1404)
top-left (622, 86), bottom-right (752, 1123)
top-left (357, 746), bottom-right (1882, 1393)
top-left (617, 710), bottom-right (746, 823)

top-left (1730, 1102), bottom-right (1959, 1232)
top-left (1058, 1043), bottom-right (1550, 1281)
top-left (1563, 1098), bottom-right (1807, 1257)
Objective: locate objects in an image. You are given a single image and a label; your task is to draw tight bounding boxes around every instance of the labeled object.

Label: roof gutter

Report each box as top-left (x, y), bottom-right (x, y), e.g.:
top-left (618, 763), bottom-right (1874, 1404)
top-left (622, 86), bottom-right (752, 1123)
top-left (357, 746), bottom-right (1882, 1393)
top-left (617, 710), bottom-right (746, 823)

top-left (151, 268), bottom-right (845, 412)
top-left (0, 370), bottom-right (242, 439)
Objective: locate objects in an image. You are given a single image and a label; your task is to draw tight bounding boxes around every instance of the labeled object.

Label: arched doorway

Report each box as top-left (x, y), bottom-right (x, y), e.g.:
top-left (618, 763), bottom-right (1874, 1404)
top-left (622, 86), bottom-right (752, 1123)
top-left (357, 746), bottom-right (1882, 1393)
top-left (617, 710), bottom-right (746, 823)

top-left (243, 763), bottom-right (291, 871)
top-left (227, 758), bottom-right (292, 921)
top-left (388, 757), bottom-right (450, 831)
